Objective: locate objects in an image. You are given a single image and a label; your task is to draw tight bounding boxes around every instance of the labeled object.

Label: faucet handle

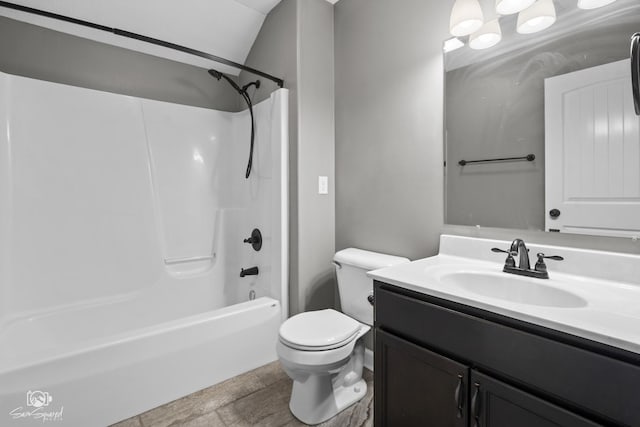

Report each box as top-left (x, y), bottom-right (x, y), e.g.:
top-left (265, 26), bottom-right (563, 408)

top-left (491, 247), bottom-right (515, 255)
top-left (534, 253), bottom-right (564, 273)
top-left (491, 247), bottom-right (516, 268)
top-left (491, 247), bottom-right (518, 257)
top-left (537, 253), bottom-right (564, 261)
top-left (243, 228), bottom-right (262, 251)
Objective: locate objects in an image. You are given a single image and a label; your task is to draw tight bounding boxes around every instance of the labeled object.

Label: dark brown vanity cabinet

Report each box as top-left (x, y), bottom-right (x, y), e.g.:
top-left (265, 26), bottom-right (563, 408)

top-left (374, 282), bottom-right (640, 427)
top-left (375, 330), bottom-right (597, 427)
top-left (375, 329), bottom-right (468, 427)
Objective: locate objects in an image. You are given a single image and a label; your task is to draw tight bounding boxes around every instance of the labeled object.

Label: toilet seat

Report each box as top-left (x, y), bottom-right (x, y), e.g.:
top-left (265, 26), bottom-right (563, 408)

top-left (279, 309), bottom-right (362, 351)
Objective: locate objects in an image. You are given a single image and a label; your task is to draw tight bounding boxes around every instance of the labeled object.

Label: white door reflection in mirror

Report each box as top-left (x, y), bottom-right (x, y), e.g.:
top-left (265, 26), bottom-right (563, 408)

top-left (545, 59), bottom-right (640, 237)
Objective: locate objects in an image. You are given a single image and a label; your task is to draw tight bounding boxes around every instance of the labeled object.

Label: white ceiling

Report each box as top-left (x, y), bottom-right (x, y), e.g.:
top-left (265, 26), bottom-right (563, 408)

top-left (0, 0), bottom-right (283, 75)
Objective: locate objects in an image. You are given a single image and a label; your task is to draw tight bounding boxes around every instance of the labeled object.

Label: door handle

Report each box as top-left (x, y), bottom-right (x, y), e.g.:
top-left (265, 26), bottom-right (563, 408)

top-left (632, 33), bottom-right (640, 115)
top-left (471, 382), bottom-right (481, 427)
top-left (454, 374), bottom-right (464, 419)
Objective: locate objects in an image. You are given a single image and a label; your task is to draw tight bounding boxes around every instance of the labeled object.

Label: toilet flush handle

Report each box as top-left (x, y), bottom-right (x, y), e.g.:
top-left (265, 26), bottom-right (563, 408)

top-left (331, 261), bottom-right (342, 269)
top-left (367, 294), bottom-right (374, 306)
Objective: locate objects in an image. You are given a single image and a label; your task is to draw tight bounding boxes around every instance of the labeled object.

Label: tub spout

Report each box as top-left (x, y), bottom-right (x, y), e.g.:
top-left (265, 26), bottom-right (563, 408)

top-left (240, 266), bottom-right (259, 277)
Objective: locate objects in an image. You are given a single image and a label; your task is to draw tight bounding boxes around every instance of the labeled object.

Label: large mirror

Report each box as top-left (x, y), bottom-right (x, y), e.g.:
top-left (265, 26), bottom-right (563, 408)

top-left (444, 0), bottom-right (640, 238)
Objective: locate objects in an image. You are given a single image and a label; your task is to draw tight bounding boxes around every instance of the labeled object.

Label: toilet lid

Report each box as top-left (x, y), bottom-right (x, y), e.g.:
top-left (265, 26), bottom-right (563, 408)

top-left (279, 309), bottom-right (362, 350)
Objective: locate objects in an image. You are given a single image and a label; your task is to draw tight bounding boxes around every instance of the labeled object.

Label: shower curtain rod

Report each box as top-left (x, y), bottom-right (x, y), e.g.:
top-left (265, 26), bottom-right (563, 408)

top-left (0, 1), bottom-right (285, 88)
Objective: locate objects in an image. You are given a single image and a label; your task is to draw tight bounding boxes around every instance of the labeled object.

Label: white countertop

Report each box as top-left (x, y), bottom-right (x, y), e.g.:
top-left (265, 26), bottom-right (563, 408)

top-left (368, 235), bottom-right (640, 355)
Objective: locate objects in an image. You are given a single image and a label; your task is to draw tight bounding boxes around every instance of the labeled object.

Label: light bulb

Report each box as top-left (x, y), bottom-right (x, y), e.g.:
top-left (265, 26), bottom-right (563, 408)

top-left (469, 19), bottom-right (502, 50)
top-left (577, 0), bottom-right (616, 9)
top-left (450, 0), bottom-right (484, 37)
top-left (443, 38), bottom-right (465, 53)
top-left (517, 0), bottom-right (556, 34)
top-left (496, 0), bottom-right (536, 15)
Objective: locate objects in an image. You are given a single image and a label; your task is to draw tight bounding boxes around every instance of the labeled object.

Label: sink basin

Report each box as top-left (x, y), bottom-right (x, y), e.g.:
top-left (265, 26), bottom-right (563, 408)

top-left (366, 235), bottom-right (640, 355)
top-left (439, 271), bottom-right (588, 308)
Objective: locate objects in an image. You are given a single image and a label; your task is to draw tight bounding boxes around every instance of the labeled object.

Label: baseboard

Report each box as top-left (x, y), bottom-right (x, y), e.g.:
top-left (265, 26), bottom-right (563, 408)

top-left (364, 348), bottom-right (374, 372)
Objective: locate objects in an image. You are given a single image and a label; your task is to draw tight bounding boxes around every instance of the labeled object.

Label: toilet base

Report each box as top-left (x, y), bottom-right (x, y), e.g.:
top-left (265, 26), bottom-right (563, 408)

top-left (289, 377), bottom-right (367, 425)
top-left (287, 338), bottom-right (368, 425)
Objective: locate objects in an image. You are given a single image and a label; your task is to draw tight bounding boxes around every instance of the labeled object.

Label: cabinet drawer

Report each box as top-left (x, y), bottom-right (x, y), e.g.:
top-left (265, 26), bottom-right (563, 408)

top-left (376, 284), bottom-right (640, 426)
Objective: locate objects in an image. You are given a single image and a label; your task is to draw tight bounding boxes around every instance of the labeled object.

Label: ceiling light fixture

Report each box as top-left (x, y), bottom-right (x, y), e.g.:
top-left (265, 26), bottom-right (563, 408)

top-left (443, 37), bottom-right (466, 52)
top-left (517, 0), bottom-right (556, 34)
top-left (469, 19), bottom-right (503, 49)
top-left (577, 0), bottom-right (617, 9)
top-left (495, 0), bottom-right (536, 15)
top-left (450, 0), bottom-right (484, 36)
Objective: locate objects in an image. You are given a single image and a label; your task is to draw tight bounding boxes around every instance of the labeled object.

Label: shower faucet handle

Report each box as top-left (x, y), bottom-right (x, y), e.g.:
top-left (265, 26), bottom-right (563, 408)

top-left (243, 228), bottom-right (262, 251)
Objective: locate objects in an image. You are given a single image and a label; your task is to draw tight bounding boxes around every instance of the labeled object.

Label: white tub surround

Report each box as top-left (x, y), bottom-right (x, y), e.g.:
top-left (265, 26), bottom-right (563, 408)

top-left (369, 235), bottom-right (640, 355)
top-left (0, 72), bottom-right (288, 427)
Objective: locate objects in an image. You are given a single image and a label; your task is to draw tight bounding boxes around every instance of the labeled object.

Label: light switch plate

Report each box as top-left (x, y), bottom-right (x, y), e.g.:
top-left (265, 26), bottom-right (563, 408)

top-left (318, 176), bottom-right (328, 194)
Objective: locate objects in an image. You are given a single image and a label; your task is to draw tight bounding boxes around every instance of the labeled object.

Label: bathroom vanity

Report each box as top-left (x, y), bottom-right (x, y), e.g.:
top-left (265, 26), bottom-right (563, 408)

top-left (369, 235), bottom-right (640, 427)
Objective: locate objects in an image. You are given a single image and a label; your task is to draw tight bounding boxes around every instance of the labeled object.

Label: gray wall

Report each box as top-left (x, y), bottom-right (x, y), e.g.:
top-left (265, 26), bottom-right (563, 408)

top-left (335, 0), bottom-right (640, 265)
top-left (242, 0), bottom-right (336, 315)
top-left (0, 16), bottom-right (239, 111)
top-left (335, 0), bottom-right (450, 260)
top-left (239, 1), bottom-right (297, 104)
top-left (297, 0), bottom-right (336, 312)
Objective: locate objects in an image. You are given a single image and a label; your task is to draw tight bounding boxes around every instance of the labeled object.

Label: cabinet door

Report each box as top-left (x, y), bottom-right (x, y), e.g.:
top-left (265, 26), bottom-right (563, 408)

top-left (375, 329), bottom-right (468, 427)
top-left (470, 371), bottom-right (600, 427)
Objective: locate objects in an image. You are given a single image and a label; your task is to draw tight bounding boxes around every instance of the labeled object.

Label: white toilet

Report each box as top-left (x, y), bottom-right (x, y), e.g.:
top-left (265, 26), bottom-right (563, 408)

top-left (277, 248), bottom-right (410, 425)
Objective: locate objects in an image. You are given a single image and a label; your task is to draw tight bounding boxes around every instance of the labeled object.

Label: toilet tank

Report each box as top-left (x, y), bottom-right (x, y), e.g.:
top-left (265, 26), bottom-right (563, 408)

top-left (333, 248), bottom-right (410, 326)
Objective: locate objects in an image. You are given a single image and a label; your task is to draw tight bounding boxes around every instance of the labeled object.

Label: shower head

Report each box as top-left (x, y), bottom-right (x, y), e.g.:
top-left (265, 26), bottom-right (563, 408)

top-left (208, 68), bottom-right (244, 95)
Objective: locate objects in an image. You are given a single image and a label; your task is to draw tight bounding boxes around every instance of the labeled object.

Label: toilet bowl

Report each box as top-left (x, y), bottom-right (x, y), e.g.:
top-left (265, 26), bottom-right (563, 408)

top-left (277, 249), bottom-right (410, 425)
top-left (277, 309), bottom-right (370, 425)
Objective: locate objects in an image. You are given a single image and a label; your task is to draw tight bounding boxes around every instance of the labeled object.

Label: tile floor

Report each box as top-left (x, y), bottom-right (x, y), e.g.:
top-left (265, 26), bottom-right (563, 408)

top-left (111, 362), bottom-right (373, 427)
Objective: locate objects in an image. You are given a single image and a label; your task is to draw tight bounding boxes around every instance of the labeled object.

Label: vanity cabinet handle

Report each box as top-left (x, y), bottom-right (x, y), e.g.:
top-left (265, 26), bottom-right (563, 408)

top-left (471, 382), bottom-right (481, 427)
top-left (454, 374), bottom-right (464, 419)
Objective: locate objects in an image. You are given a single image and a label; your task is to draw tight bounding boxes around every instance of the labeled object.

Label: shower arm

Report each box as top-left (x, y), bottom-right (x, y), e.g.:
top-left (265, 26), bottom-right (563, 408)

top-left (242, 81), bottom-right (260, 93)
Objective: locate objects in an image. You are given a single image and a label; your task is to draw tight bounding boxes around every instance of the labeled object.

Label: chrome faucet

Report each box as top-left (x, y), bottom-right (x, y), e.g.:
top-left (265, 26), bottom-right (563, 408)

top-left (509, 239), bottom-right (530, 270)
top-left (491, 238), bottom-right (564, 279)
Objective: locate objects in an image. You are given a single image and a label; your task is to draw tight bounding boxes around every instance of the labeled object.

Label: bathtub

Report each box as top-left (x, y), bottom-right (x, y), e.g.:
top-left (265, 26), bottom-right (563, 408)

top-left (0, 296), bottom-right (281, 426)
top-left (0, 75), bottom-right (289, 426)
